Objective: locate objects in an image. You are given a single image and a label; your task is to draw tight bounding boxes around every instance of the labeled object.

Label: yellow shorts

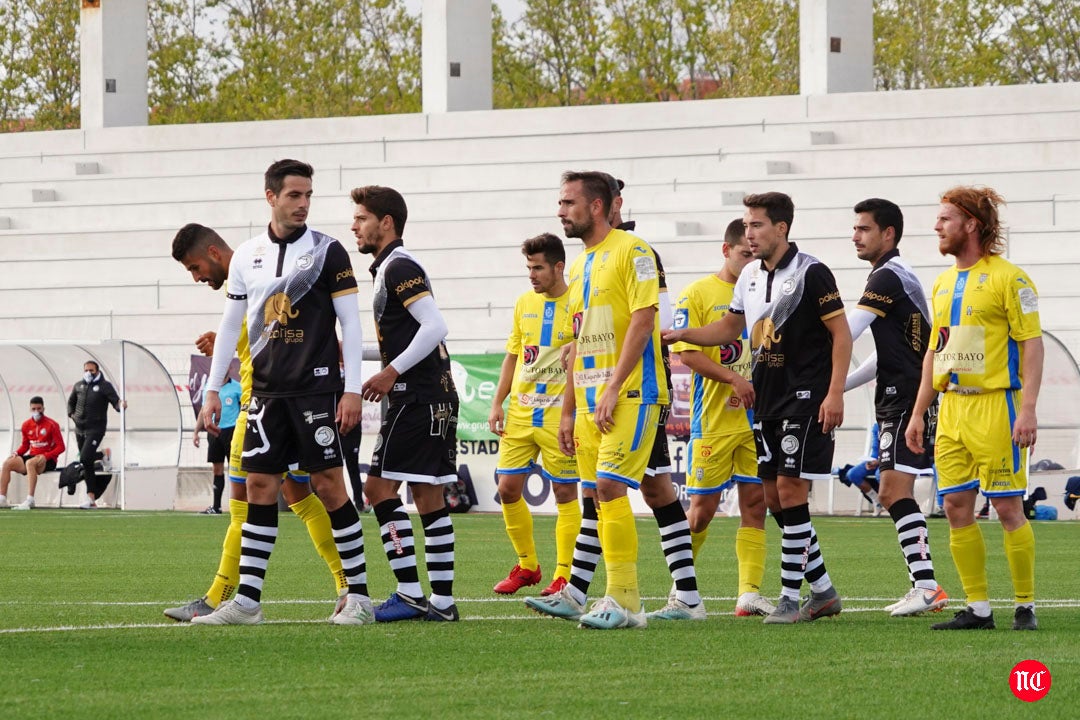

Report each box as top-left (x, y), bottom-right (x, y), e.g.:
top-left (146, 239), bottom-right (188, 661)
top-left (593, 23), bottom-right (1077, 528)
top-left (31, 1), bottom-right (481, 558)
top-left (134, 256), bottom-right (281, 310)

top-left (936, 389), bottom-right (1027, 497)
top-left (496, 422), bottom-right (579, 484)
top-left (574, 403), bottom-right (660, 490)
top-left (687, 431), bottom-right (758, 495)
top-left (228, 410), bottom-right (309, 484)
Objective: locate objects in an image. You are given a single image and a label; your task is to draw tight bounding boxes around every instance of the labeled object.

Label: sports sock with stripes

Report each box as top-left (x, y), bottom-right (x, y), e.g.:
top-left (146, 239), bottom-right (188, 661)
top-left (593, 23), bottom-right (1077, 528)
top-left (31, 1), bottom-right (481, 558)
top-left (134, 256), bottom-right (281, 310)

top-left (374, 498), bottom-right (423, 600)
top-left (652, 500), bottom-right (700, 606)
top-left (327, 501), bottom-right (368, 597)
top-left (235, 502), bottom-right (278, 608)
top-left (888, 497), bottom-right (936, 590)
top-left (779, 504), bottom-right (811, 600)
top-left (421, 505), bottom-right (456, 609)
top-left (567, 496), bottom-right (600, 605)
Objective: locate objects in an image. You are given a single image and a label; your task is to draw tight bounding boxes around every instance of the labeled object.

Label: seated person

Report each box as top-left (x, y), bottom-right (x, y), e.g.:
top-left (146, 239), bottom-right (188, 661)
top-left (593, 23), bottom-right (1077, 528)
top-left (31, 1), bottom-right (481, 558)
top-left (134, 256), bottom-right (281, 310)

top-left (0, 396), bottom-right (66, 510)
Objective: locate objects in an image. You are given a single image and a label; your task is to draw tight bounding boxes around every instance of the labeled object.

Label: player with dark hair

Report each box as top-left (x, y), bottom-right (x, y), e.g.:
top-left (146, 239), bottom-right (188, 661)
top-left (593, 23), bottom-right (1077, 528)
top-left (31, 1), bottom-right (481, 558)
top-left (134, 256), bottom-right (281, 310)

top-left (488, 233), bottom-right (581, 596)
top-left (844, 198), bottom-right (948, 617)
top-left (193, 161), bottom-right (371, 626)
top-left (351, 184), bottom-right (462, 622)
top-left (164, 222), bottom-right (351, 623)
top-left (1, 396), bottom-right (65, 510)
top-left (665, 191), bottom-right (851, 624)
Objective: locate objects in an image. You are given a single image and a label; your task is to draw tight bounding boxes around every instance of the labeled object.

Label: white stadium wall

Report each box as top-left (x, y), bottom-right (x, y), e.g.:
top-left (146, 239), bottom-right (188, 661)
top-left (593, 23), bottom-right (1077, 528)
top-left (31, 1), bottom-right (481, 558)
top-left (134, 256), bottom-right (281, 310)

top-left (1, 81), bottom-right (1078, 514)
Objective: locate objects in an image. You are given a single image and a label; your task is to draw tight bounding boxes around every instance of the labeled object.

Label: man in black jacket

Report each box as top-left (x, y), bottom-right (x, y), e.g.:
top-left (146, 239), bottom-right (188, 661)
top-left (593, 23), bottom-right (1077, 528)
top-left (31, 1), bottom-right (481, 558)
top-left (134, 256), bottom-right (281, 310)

top-left (66, 360), bottom-right (126, 508)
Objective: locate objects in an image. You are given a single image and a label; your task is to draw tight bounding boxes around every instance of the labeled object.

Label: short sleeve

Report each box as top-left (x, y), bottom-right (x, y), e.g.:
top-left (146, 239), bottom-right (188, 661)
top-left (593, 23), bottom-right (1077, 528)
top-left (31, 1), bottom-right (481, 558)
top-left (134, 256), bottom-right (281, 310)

top-left (670, 287), bottom-right (704, 353)
top-left (626, 241), bottom-right (659, 314)
top-left (324, 241), bottom-right (359, 298)
top-left (1005, 269), bottom-right (1042, 342)
top-left (385, 258), bottom-right (432, 308)
top-left (806, 262), bottom-right (844, 320)
top-left (506, 295), bottom-right (524, 355)
top-left (856, 268), bottom-right (902, 318)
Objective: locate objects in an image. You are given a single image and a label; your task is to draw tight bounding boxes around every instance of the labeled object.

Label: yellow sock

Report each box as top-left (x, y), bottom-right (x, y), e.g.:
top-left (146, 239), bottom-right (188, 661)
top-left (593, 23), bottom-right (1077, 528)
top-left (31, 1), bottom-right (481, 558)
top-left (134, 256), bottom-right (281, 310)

top-left (949, 522), bottom-right (988, 604)
top-left (735, 526), bottom-right (767, 596)
top-left (1003, 521), bottom-right (1036, 604)
top-left (555, 499), bottom-right (582, 581)
top-left (290, 493), bottom-right (347, 594)
top-left (501, 498), bottom-right (538, 571)
top-left (600, 496), bottom-right (639, 610)
top-left (691, 528), bottom-right (708, 561)
top-left (595, 499), bottom-right (605, 551)
top-left (206, 499), bottom-right (246, 608)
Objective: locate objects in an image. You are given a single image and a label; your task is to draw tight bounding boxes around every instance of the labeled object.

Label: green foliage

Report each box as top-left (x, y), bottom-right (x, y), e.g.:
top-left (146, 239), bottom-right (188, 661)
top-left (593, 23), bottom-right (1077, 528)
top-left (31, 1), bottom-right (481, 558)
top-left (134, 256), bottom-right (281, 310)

top-left (0, 0), bottom-right (79, 131)
top-left (0, 511), bottom-right (1078, 719)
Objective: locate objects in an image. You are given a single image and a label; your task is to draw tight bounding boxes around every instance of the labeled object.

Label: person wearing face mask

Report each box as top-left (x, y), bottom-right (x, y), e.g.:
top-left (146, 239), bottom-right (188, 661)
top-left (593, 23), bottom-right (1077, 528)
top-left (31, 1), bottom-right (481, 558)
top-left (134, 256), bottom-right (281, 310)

top-left (66, 360), bottom-right (126, 508)
top-left (0, 397), bottom-right (66, 510)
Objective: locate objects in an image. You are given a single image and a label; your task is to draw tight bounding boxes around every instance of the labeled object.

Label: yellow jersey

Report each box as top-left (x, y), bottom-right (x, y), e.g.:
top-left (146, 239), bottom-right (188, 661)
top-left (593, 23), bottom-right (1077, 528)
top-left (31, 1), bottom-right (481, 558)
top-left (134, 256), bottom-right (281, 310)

top-left (929, 254), bottom-right (1041, 392)
top-left (505, 289), bottom-right (573, 427)
top-left (566, 228), bottom-right (669, 413)
top-left (671, 274), bottom-right (753, 437)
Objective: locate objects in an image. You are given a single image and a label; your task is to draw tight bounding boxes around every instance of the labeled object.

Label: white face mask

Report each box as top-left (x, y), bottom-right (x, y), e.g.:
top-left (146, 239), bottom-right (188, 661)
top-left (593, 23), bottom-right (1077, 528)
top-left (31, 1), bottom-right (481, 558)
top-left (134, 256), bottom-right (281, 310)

top-left (84, 371), bottom-right (95, 383)
top-left (32, 411), bottom-right (42, 421)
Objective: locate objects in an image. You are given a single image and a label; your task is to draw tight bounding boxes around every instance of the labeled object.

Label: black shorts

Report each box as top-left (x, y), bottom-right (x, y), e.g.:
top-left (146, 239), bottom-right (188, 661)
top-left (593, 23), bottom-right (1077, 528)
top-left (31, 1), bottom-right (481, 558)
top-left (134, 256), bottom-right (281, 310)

top-left (369, 401), bottom-right (458, 485)
top-left (206, 426), bottom-right (234, 464)
top-left (20, 454), bottom-right (57, 472)
top-left (877, 410), bottom-right (933, 474)
top-left (645, 405), bottom-right (672, 476)
top-left (241, 393), bottom-right (344, 475)
top-left (754, 416), bottom-right (834, 482)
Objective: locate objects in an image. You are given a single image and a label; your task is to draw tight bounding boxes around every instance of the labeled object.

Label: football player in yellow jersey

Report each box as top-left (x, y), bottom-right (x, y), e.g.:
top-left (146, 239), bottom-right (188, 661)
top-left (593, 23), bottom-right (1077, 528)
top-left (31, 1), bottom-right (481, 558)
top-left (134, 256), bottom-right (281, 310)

top-left (164, 223), bottom-right (349, 622)
top-left (542, 171), bottom-right (668, 629)
top-left (489, 233), bottom-right (581, 596)
top-left (671, 218), bottom-right (781, 617)
top-left (906, 187), bottom-right (1043, 631)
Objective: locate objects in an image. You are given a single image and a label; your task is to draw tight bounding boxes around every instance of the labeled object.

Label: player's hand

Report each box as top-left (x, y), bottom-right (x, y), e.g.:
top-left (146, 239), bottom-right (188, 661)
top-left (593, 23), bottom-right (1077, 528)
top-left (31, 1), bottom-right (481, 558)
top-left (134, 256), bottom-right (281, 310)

top-left (660, 328), bottom-right (683, 346)
top-left (731, 375), bottom-right (755, 410)
top-left (192, 430), bottom-right (201, 448)
top-left (488, 405), bottom-right (506, 436)
top-left (818, 390), bottom-right (844, 433)
top-left (120, 400), bottom-right (128, 410)
top-left (199, 392), bottom-right (222, 435)
top-left (1012, 408), bottom-right (1038, 450)
top-left (362, 366), bottom-right (399, 403)
top-left (866, 459), bottom-right (880, 470)
top-left (558, 413), bottom-right (576, 456)
top-left (195, 331), bottom-right (217, 357)
top-left (905, 415), bottom-right (925, 455)
top-left (337, 392), bottom-right (363, 436)
top-left (594, 389), bottom-right (617, 434)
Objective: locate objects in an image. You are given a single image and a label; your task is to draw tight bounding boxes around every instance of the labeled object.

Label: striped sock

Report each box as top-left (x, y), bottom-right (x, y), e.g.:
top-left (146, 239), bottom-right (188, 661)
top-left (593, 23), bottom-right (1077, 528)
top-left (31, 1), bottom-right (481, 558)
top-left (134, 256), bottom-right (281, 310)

top-left (235, 502), bottom-right (278, 608)
top-left (554, 499), bottom-right (582, 582)
top-left (328, 501), bottom-right (367, 597)
top-left (889, 497), bottom-right (936, 590)
top-left (804, 526), bottom-right (833, 594)
top-left (779, 504), bottom-right (811, 600)
top-left (374, 498), bottom-right (422, 600)
top-left (568, 496), bottom-right (600, 605)
top-left (652, 500), bottom-right (700, 606)
top-left (422, 506), bottom-right (455, 609)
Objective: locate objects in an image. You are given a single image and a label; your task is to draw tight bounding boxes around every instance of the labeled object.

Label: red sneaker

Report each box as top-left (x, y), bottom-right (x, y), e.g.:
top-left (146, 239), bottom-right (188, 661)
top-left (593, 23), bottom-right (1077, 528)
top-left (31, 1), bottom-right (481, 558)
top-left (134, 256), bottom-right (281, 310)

top-left (539, 575), bottom-right (568, 597)
top-left (493, 564), bottom-right (542, 595)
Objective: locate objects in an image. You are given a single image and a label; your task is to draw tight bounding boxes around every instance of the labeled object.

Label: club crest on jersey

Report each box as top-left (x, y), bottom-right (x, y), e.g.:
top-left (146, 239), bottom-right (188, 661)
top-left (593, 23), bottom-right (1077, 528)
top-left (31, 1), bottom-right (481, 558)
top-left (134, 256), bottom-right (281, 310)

top-left (935, 327), bottom-right (950, 352)
top-left (719, 341), bottom-right (742, 365)
top-left (523, 345), bottom-right (539, 365)
top-left (296, 254), bottom-right (314, 270)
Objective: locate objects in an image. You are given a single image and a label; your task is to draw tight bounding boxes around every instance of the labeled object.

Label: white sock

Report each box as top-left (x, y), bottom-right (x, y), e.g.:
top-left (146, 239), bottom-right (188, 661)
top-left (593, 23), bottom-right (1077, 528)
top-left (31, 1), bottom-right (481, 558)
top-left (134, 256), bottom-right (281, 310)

top-left (969, 600), bottom-right (992, 617)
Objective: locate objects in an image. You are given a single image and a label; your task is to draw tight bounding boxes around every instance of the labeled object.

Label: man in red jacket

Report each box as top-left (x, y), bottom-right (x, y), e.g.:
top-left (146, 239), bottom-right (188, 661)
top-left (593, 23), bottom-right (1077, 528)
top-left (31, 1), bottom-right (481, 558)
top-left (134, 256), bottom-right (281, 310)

top-left (1, 396), bottom-right (66, 510)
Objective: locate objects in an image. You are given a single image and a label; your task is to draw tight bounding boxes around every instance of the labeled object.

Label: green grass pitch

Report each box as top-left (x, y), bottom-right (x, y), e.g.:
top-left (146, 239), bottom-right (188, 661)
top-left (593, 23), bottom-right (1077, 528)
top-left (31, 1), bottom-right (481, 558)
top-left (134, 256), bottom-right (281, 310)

top-left (0, 510), bottom-right (1075, 719)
